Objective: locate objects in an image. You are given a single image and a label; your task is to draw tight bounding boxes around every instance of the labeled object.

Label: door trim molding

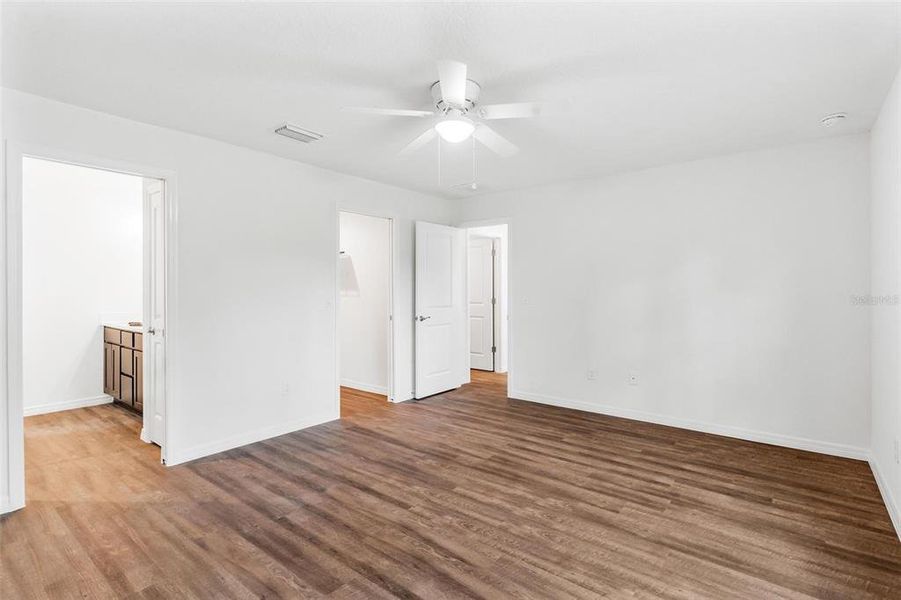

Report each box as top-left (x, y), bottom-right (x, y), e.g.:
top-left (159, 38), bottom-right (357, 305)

top-left (2, 141), bottom-right (178, 514)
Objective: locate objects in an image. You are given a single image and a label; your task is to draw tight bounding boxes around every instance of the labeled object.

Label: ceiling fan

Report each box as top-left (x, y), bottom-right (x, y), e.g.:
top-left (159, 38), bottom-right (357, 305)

top-left (343, 60), bottom-right (540, 157)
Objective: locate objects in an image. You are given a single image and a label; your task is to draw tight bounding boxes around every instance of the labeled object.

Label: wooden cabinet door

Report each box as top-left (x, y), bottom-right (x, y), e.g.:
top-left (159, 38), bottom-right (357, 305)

top-left (120, 374), bottom-right (133, 407)
top-left (104, 343), bottom-right (114, 394)
top-left (112, 346), bottom-right (121, 399)
top-left (121, 347), bottom-right (134, 377)
top-left (134, 351), bottom-right (143, 413)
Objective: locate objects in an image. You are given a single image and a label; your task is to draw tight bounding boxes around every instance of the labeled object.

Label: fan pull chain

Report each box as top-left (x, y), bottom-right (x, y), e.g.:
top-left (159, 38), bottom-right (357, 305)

top-left (437, 136), bottom-right (442, 186)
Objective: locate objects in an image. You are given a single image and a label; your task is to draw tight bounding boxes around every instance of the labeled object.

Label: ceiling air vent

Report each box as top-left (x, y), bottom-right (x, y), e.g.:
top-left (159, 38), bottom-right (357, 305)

top-left (275, 123), bottom-right (323, 143)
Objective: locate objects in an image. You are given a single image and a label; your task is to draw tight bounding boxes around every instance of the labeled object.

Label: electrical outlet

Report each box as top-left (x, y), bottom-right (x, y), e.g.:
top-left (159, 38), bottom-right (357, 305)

top-left (628, 372), bottom-right (639, 386)
top-left (281, 382), bottom-right (290, 398)
top-left (894, 438), bottom-right (900, 465)
top-left (587, 369), bottom-right (597, 381)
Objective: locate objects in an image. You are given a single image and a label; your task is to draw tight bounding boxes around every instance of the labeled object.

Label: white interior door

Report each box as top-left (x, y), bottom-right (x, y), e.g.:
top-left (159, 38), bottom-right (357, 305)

top-left (468, 237), bottom-right (495, 371)
top-left (143, 178), bottom-right (166, 448)
top-left (415, 221), bottom-right (467, 398)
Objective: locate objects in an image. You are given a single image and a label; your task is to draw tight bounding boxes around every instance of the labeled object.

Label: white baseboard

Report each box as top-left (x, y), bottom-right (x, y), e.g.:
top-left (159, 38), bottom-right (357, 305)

top-left (23, 394), bottom-right (113, 417)
top-left (164, 411), bottom-right (339, 466)
top-left (340, 379), bottom-right (388, 396)
top-left (510, 389), bottom-right (869, 461)
top-left (869, 456), bottom-right (901, 542)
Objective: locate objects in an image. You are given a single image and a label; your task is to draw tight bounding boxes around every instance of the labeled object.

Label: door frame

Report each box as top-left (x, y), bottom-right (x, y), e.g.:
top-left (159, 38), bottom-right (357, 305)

top-left (460, 218), bottom-right (513, 397)
top-left (334, 210), bottom-right (395, 410)
top-left (491, 237), bottom-right (504, 373)
top-left (2, 141), bottom-right (178, 514)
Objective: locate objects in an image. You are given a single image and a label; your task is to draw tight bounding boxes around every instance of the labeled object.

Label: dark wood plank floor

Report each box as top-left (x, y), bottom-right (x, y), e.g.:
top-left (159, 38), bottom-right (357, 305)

top-left (3, 371), bottom-right (900, 599)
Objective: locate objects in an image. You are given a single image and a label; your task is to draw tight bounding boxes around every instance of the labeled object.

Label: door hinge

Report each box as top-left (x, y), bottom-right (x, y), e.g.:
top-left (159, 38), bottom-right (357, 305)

top-left (491, 297), bottom-right (496, 305)
top-left (492, 248), bottom-right (496, 257)
top-left (492, 346), bottom-right (497, 353)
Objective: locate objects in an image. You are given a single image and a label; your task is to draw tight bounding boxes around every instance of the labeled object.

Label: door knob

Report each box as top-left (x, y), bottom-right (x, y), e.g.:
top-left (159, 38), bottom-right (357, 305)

top-left (417, 315), bottom-right (431, 322)
top-left (147, 327), bottom-right (156, 335)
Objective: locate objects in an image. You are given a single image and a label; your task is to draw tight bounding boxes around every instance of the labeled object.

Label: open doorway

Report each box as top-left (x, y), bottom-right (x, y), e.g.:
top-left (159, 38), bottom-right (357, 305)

top-left (467, 224), bottom-right (509, 388)
top-left (338, 211), bottom-right (393, 418)
top-left (20, 157), bottom-right (167, 446)
top-left (4, 149), bottom-right (172, 513)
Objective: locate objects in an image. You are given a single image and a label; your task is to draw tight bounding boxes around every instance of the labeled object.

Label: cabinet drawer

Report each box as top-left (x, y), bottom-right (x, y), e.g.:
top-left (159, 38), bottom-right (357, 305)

top-left (120, 331), bottom-right (134, 349)
top-left (104, 327), bottom-right (120, 344)
top-left (121, 347), bottom-right (134, 376)
top-left (135, 333), bottom-right (143, 351)
top-left (120, 374), bottom-right (133, 405)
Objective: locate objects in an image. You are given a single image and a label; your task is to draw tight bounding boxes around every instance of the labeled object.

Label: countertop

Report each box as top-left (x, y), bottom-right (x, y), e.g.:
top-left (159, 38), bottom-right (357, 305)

top-left (103, 322), bottom-right (143, 334)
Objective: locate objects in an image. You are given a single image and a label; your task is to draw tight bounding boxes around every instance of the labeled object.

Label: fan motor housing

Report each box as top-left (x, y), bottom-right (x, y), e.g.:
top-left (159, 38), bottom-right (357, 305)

top-left (430, 79), bottom-right (482, 114)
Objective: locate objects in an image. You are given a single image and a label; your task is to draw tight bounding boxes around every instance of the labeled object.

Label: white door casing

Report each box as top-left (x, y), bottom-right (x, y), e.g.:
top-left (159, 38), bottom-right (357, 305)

top-left (415, 221), bottom-right (467, 398)
top-left (143, 178), bottom-right (166, 447)
top-left (468, 237), bottom-right (495, 371)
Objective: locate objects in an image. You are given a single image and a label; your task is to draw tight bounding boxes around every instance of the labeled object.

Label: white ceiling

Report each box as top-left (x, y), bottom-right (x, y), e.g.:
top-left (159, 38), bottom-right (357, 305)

top-left (3, 3), bottom-right (899, 198)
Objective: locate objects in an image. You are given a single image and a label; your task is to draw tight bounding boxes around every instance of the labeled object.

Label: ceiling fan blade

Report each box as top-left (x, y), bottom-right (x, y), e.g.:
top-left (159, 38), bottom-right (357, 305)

top-left (473, 125), bottom-right (519, 157)
top-left (477, 102), bottom-right (541, 120)
top-left (399, 127), bottom-right (437, 156)
top-left (437, 59), bottom-right (467, 106)
top-left (342, 107), bottom-right (433, 117)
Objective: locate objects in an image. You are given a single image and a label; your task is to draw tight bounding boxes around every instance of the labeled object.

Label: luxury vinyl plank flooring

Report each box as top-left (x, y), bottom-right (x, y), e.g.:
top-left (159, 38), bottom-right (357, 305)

top-left (2, 371), bottom-right (899, 599)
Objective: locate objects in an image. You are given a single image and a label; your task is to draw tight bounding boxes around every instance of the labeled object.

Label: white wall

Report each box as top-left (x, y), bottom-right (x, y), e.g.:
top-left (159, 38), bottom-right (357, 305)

top-left (23, 158), bottom-right (142, 414)
top-left (460, 134), bottom-right (872, 458)
top-left (1, 88), bottom-right (456, 491)
top-left (339, 212), bottom-right (390, 395)
top-left (870, 65), bottom-right (901, 537)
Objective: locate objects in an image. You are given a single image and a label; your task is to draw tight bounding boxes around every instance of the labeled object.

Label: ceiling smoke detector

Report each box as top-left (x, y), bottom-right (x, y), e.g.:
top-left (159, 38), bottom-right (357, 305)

top-left (275, 123), bottom-right (323, 143)
top-left (820, 113), bottom-right (847, 128)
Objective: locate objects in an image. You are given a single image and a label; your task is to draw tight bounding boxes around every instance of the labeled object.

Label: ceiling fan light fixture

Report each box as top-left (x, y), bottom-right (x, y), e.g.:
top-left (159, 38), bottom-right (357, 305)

top-left (435, 115), bottom-right (475, 143)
